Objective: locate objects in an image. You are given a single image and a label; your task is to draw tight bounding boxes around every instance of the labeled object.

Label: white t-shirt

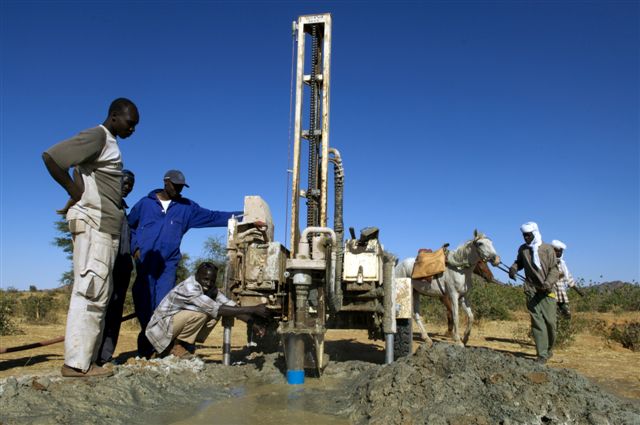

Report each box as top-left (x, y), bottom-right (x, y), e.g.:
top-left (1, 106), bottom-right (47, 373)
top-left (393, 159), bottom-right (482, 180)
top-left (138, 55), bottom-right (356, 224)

top-left (160, 199), bottom-right (171, 213)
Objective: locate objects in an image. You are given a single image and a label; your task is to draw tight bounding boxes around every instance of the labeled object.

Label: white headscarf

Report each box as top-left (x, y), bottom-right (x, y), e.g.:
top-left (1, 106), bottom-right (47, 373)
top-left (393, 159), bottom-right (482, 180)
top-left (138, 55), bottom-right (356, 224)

top-left (520, 221), bottom-right (542, 268)
top-left (551, 239), bottom-right (569, 277)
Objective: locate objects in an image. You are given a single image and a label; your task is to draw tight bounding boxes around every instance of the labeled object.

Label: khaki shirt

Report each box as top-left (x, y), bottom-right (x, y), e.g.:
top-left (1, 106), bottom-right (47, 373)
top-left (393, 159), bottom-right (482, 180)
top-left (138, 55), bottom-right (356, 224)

top-left (511, 242), bottom-right (559, 295)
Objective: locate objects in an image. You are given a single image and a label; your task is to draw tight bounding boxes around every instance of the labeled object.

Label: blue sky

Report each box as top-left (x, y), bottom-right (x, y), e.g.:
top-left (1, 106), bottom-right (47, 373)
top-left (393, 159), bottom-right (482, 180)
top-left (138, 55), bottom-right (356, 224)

top-left (1, 1), bottom-right (638, 290)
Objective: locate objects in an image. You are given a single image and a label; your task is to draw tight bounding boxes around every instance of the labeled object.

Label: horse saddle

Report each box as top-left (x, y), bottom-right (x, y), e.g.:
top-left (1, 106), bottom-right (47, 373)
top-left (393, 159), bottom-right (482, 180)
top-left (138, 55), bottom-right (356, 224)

top-left (411, 244), bottom-right (449, 282)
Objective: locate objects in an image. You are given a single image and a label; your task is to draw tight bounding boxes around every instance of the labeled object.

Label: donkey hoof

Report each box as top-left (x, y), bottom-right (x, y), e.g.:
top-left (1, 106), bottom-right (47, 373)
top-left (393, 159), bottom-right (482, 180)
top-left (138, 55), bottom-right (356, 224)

top-left (454, 340), bottom-right (464, 348)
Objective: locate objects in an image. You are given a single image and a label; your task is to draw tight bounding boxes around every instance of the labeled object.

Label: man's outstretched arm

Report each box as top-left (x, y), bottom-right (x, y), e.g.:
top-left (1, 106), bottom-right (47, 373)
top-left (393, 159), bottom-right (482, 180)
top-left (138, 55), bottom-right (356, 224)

top-left (187, 202), bottom-right (243, 229)
top-left (218, 304), bottom-right (270, 322)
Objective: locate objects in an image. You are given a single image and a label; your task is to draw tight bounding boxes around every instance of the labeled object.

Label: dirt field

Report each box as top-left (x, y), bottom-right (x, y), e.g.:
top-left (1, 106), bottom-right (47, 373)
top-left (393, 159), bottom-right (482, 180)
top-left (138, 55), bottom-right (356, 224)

top-left (1, 312), bottom-right (639, 424)
top-left (2, 312), bottom-right (638, 400)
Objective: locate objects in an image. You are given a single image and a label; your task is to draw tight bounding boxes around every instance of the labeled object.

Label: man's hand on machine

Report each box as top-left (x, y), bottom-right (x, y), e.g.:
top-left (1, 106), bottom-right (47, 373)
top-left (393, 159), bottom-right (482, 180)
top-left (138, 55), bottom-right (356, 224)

top-left (249, 304), bottom-right (270, 319)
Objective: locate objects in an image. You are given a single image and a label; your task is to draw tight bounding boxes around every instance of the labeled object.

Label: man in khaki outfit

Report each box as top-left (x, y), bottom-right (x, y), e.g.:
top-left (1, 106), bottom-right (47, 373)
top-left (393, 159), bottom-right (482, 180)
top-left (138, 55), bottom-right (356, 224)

top-left (510, 222), bottom-right (559, 364)
top-left (42, 98), bottom-right (139, 377)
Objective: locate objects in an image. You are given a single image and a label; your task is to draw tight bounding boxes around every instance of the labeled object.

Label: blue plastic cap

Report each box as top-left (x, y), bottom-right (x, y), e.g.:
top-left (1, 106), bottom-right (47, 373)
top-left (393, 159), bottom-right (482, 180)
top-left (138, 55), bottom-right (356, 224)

top-left (286, 370), bottom-right (305, 385)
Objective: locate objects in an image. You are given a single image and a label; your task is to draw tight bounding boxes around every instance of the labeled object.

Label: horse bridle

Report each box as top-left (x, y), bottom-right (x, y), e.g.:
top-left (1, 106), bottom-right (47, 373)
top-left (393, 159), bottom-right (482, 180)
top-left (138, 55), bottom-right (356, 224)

top-left (473, 238), bottom-right (496, 263)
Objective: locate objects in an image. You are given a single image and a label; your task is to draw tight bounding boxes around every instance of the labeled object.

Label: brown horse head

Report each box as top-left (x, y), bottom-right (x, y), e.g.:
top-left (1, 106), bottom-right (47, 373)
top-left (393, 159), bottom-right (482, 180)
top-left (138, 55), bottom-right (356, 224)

top-left (473, 260), bottom-right (495, 282)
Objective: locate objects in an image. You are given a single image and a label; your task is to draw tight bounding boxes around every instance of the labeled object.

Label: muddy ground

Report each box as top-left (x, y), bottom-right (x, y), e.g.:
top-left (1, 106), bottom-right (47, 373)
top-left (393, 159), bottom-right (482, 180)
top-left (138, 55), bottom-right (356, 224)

top-left (1, 314), bottom-right (639, 424)
top-left (350, 343), bottom-right (639, 424)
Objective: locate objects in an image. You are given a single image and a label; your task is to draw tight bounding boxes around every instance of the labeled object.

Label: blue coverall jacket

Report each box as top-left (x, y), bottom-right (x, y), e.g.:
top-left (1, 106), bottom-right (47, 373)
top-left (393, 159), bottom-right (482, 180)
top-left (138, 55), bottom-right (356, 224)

top-left (128, 189), bottom-right (241, 354)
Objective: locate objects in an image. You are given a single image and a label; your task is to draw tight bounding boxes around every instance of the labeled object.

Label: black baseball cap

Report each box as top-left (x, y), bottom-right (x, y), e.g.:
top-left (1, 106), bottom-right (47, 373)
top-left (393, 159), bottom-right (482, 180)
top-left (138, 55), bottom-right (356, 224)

top-left (164, 169), bottom-right (189, 187)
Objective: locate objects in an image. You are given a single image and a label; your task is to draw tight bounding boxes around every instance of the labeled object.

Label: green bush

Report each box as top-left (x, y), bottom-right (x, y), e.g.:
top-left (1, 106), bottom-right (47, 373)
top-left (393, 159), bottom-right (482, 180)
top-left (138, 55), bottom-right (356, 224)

top-left (572, 316), bottom-right (608, 338)
top-left (574, 284), bottom-right (640, 313)
top-left (608, 322), bottom-right (640, 352)
top-left (467, 278), bottom-right (521, 321)
top-left (555, 316), bottom-right (582, 348)
top-left (0, 291), bottom-right (22, 335)
top-left (20, 293), bottom-right (57, 324)
top-left (418, 296), bottom-right (448, 325)
top-left (511, 322), bottom-right (532, 346)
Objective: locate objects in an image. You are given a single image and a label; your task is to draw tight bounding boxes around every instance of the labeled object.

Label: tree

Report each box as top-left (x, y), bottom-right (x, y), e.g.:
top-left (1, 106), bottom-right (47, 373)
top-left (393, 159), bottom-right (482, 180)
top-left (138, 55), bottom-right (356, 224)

top-left (52, 219), bottom-right (74, 286)
top-left (175, 252), bottom-right (192, 284)
top-left (191, 236), bottom-right (228, 286)
top-left (21, 293), bottom-right (56, 323)
top-left (198, 236), bottom-right (227, 266)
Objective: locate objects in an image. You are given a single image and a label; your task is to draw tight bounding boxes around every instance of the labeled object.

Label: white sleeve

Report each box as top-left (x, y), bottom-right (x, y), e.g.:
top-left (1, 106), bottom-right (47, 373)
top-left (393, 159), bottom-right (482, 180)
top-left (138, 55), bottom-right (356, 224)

top-left (215, 292), bottom-right (237, 307)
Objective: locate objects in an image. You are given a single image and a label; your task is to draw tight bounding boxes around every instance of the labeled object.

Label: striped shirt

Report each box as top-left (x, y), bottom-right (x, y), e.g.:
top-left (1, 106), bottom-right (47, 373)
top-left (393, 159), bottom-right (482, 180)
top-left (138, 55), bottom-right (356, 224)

top-left (554, 259), bottom-right (576, 304)
top-left (145, 275), bottom-right (235, 353)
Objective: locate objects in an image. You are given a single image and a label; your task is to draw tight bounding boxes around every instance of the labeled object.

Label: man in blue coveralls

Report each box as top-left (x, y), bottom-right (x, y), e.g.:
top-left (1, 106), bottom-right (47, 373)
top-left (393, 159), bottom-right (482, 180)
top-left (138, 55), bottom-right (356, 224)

top-left (128, 169), bottom-right (242, 357)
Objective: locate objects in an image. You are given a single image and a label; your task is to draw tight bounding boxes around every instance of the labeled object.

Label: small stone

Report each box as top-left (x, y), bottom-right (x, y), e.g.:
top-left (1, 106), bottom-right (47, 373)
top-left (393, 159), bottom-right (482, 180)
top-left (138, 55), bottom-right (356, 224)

top-left (426, 414), bottom-right (447, 425)
top-left (525, 372), bottom-right (549, 384)
top-left (2, 377), bottom-right (18, 398)
top-left (587, 412), bottom-right (610, 425)
top-left (487, 373), bottom-right (503, 384)
top-left (118, 369), bottom-right (133, 378)
top-left (31, 377), bottom-right (49, 391)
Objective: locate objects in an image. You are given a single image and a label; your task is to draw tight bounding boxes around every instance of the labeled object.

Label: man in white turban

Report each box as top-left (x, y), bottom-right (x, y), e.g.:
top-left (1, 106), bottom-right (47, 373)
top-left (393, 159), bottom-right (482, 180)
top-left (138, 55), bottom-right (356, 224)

top-left (510, 222), bottom-right (559, 364)
top-left (550, 239), bottom-right (580, 319)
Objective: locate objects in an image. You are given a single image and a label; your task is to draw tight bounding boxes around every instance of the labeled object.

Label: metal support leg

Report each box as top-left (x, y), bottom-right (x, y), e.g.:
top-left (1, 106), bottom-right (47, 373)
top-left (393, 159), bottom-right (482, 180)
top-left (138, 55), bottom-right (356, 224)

top-left (385, 333), bottom-right (394, 364)
top-left (222, 317), bottom-right (233, 366)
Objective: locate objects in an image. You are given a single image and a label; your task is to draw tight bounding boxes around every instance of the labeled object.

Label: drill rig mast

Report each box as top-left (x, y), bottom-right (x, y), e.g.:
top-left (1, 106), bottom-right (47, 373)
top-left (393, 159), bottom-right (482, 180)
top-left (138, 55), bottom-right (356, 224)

top-left (223, 13), bottom-right (413, 384)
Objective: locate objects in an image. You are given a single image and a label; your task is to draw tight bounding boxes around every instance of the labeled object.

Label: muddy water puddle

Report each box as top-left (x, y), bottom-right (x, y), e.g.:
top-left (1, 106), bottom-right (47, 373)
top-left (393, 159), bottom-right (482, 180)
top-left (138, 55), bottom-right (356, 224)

top-left (171, 377), bottom-right (351, 425)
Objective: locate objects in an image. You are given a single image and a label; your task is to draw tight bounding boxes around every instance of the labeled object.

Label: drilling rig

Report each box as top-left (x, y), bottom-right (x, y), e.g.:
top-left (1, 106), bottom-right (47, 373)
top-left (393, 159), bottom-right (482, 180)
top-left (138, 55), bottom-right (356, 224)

top-left (223, 13), bottom-right (413, 384)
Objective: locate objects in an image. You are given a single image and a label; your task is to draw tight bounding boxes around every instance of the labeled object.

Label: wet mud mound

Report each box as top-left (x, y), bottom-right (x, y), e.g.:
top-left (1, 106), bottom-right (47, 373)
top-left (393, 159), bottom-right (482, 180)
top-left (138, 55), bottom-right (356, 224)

top-left (347, 343), bottom-right (640, 425)
top-left (0, 355), bottom-right (282, 425)
top-left (0, 353), bottom-right (370, 425)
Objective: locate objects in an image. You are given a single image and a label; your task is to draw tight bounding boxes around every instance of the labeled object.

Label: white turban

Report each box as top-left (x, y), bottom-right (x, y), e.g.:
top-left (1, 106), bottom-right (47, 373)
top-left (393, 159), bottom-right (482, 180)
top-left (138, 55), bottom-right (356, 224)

top-left (520, 221), bottom-right (542, 268)
top-left (551, 240), bottom-right (570, 277)
top-left (520, 222), bottom-right (537, 233)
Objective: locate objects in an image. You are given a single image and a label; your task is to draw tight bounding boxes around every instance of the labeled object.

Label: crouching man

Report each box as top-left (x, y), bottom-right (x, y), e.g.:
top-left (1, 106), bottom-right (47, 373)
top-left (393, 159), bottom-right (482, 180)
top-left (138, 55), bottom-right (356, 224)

top-left (145, 262), bottom-right (270, 359)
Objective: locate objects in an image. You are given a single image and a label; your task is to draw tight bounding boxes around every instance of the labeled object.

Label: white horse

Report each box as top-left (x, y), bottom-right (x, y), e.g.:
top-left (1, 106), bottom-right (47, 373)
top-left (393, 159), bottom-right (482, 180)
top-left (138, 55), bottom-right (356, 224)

top-left (395, 230), bottom-right (500, 347)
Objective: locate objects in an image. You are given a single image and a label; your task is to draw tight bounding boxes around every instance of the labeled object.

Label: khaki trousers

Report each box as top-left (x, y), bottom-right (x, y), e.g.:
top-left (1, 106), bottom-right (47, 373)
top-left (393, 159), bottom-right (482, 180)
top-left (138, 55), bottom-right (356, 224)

top-left (172, 310), bottom-right (218, 345)
top-left (527, 292), bottom-right (557, 359)
top-left (65, 220), bottom-right (118, 371)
